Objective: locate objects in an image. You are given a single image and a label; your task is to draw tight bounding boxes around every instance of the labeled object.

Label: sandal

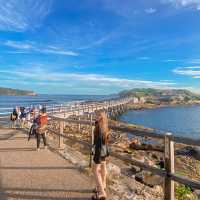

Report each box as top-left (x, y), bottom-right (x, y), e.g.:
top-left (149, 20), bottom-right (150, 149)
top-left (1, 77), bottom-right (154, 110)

top-left (99, 196), bottom-right (106, 200)
top-left (91, 193), bottom-right (99, 200)
top-left (91, 193), bottom-right (106, 200)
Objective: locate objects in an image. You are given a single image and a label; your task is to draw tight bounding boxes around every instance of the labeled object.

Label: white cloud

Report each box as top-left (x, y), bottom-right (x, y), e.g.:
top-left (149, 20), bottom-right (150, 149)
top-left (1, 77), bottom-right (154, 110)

top-left (164, 59), bottom-right (179, 62)
top-left (78, 35), bottom-right (111, 50)
top-left (163, 0), bottom-right (200, 11)
top-left (0, 0), bottom-right (52, 32)
top-left (188, 59), bottom-right (200, 64)
top-left (3, 40), bottom-right (79, 56)
top-left (0, 67), bottom-right (176, 90)
top-left (42, 49), bottom-right (78, 56)
top-left (138, 57), bottom-right (150, 60)
top-left (173, 66), bottom-right (200, 78)
top-left (4, 40), bottom-right (33, 49)
top-left (145, 8), bottom-right (157, 14)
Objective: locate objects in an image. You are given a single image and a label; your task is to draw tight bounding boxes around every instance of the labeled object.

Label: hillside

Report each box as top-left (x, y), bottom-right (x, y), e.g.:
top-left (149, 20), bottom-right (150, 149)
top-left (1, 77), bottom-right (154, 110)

top-left (0, 87), bottom-right (37, 96)
top-left (119, 88), bottom-right (200, 102)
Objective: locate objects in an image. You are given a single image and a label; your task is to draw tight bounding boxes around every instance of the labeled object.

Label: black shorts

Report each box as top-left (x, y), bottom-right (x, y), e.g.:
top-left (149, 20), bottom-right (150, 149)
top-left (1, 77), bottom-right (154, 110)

top-left (93, 156), bottom-right (107, 164)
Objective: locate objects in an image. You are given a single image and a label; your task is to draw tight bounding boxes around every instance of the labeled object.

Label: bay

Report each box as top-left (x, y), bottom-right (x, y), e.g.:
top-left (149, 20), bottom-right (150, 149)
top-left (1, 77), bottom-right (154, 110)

top-left (119, 105), bottom-right (200, 139)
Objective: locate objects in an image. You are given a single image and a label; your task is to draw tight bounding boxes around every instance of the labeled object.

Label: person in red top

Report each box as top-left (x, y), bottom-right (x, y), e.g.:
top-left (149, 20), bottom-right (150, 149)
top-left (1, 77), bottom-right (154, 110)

top-left (36, 107), bottom-right (48, 151)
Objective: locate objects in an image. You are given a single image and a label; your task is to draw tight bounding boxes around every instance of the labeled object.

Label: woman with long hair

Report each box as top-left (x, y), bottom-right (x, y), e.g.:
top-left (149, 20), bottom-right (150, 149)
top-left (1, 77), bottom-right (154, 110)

top-left (92, 110), bottom-right (110, 200)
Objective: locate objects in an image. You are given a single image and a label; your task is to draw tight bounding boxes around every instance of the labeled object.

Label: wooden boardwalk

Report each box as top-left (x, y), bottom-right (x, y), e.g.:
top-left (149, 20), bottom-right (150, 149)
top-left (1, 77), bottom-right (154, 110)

top-left (0, 129), bottom-right (94, 200)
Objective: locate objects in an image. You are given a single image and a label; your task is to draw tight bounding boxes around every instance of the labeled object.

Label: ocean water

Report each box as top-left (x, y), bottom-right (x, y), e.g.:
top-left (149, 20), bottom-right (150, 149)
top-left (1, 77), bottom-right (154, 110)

top-left (0, 94), bottom-right (108, 116)
top-left (119, 105), bottom-right (200, 139)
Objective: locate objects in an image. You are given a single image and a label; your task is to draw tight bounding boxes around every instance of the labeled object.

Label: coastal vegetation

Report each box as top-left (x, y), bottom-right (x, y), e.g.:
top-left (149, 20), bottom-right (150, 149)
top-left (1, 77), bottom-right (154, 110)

top-left (119, 88), bottom-right (200, 107)
top-left (0, 87), bottom-right (36, 96)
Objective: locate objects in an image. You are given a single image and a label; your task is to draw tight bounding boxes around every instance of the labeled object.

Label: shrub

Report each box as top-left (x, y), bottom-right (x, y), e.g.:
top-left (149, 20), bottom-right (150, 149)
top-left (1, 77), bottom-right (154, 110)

top-left (176, 185), bottom-right (192, 200)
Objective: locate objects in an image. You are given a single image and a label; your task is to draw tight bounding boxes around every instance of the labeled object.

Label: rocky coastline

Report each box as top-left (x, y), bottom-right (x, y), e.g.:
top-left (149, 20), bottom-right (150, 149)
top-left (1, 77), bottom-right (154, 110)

top-left (46, 113), bottom-right (200, 200)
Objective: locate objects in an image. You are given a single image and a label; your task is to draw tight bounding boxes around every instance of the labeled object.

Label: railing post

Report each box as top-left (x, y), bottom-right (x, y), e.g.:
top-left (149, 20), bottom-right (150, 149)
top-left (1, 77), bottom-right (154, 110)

top-left (164, 132), bottom-right (175, 200)
top-left (89, 113), bottom-right (94, 167)
top-left (58, 120), bottom-right (65, 149)
top-left (53, 104), bottom-right (55, 114)
top-left (78, 116), bottom-right (81, 132)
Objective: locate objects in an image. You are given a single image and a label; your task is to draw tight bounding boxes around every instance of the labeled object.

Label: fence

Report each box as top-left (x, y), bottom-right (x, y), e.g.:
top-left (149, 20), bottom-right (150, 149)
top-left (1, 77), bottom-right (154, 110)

top-left (0, 97), bottom-right (133, 120)
top-left (46, 115), bottom-right (200, 200)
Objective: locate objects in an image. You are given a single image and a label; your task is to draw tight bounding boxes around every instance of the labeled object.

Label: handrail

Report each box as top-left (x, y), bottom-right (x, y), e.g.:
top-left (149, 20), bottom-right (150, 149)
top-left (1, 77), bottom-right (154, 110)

top-left (49, 116), bottom-right (200, 146)
top-left (0, 97), bottom-right (133, 117)
top-left (47, 116), bottom-right (200, 200)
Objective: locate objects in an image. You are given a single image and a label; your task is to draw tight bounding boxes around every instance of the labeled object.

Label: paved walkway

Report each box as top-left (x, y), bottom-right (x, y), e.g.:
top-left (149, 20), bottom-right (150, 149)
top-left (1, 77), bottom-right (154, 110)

top-left (0, 128), bottom-right (93, 200)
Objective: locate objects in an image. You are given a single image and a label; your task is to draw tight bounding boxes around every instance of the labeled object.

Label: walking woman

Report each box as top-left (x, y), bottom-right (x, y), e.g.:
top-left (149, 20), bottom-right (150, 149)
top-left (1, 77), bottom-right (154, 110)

top-left (36, 107), bottom-right (48, 151)
top-left (92, 110), bottom-right (110, 200)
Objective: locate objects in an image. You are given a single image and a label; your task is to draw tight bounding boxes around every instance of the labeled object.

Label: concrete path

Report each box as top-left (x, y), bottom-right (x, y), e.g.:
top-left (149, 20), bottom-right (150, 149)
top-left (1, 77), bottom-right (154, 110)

top-left (0, 128), bottom-right (93, 200)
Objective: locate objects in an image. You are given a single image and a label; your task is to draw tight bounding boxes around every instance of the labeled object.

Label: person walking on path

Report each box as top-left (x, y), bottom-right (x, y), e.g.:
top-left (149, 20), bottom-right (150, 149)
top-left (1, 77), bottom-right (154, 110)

top-left (19, 107), bottom-right (26, 128)
top-left (16, 106), bottom-right (21, 127)
top-left (26, 108), bottom-right (31, 129)
top-left (10, 108), bottom-right (18, 128)
top-left (36, 107), bottom-right (48, 151)
top-left (92, 110), bottom-right (110, 200)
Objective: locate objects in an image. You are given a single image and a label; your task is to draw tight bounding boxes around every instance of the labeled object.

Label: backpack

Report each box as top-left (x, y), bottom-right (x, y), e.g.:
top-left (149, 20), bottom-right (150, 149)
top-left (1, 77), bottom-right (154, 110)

top-left (38, 114), bottom-right (48, 127)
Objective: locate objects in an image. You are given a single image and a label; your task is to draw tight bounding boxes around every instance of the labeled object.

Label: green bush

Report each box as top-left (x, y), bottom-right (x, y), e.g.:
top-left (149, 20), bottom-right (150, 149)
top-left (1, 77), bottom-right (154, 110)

top-left (176, 185), bottom-right (192, 200)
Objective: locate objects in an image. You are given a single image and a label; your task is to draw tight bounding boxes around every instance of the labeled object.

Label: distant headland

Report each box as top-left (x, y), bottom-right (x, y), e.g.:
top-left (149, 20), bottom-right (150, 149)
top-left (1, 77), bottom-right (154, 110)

top-left (0, 87), bottom-right (37, 96)
top-left (118, 88), bottom-right (200, 107)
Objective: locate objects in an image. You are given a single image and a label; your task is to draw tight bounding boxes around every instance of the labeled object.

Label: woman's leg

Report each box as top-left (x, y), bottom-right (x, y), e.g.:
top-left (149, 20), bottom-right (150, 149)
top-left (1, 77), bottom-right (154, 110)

top-left (41, 133), bottom-right (47, 147)
top-left (37, 133), bottom-right (41, 149)
top-left (101, 161), bottom-right (107, 189)
top-left (13, 120), bottom-right (16, 128)
top-left (93, 163), bottom-right (106, 197)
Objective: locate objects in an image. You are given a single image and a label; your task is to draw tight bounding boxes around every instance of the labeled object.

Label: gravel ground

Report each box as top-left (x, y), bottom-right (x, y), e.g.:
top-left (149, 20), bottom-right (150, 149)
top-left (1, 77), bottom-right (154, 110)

top-left (0, 128), bottom-right (94, 200)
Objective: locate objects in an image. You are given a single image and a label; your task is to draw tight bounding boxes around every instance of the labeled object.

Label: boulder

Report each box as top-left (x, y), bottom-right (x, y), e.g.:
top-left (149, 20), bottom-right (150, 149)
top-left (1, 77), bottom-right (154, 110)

top-left (61, 145), bottom-right (88, 169)
top-left (176, 146), bottom-right (200, 160)
top-left (131, 165), bottom-right (141, 174)
top-left (194, 190), bottom-right (200, 199)
top-left (129, 142), bottom-right (164, 152)
top-left (109, 179), bottom-right (136, 200)
top-left (135, 171), bottom-right (164, 187)
top-left (107, 163), bottom-right (121, 180)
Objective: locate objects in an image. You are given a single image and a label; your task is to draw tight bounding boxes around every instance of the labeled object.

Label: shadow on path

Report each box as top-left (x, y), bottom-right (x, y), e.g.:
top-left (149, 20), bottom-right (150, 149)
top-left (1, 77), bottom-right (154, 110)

top-left (2, 187), bottom-right (93, 193)
top-left (1, 192), bottom-right (91, 200)
top-left (0, 148), bottom-right (36, 152)
top-left (1, 187), bottom-right (92, 200)
top-left (0, 166), bottom-right (80, 170)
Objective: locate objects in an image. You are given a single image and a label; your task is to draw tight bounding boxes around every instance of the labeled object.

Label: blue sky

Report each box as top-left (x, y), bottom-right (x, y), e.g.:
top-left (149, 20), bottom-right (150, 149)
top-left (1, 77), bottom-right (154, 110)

top-left (0, 0), bottom-right (200, 94)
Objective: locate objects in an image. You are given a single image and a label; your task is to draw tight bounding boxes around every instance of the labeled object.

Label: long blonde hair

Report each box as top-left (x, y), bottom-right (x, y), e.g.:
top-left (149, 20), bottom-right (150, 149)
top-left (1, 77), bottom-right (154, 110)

top-left (96, 110), bottom-right (109, 144)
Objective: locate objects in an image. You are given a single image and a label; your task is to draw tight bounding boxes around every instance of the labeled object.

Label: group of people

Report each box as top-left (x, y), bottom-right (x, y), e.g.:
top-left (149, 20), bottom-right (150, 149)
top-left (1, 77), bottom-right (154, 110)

top-left (10, 106), bottom-right (28, 128)
top-left (10, 105), bottom-right (48, 151)
top-left (10, 105), bottom-right (110, 200)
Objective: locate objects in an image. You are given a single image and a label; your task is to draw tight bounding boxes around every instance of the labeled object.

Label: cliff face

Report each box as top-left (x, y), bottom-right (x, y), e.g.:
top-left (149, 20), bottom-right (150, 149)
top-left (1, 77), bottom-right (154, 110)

top-left (0, 87), bottom-right (37, 96)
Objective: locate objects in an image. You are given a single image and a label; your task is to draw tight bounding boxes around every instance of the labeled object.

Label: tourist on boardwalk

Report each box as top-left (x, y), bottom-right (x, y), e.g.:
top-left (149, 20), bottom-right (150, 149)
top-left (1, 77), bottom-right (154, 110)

top-left (28, 117), bottom-right (38, 141)
top-left (19, 107), bottom-right (26, 128)
top-left (16, 106), bottom-right (21, 127)
top-left (28, 107), bottom-right (38, 141)
top-left (36, 107), bottom-right (48, 151)
top-left (10, 108), bottom-right (18, 128)
top-left (92, 110), bottom-right (110, 200)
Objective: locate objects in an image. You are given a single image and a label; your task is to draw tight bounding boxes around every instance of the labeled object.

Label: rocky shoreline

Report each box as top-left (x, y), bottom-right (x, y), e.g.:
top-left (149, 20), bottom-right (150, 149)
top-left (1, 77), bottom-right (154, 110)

top-left (126, 101), bottom-right (200, 112)
top-left (46, 116), bottom-right (200, 200)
